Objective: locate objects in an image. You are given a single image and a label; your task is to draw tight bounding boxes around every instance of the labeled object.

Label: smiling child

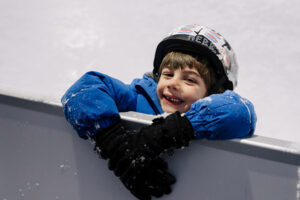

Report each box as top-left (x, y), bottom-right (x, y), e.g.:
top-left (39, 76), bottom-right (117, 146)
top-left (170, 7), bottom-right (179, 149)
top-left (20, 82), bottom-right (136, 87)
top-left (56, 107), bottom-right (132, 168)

top-left (61, 24), bottom-right (257, 200)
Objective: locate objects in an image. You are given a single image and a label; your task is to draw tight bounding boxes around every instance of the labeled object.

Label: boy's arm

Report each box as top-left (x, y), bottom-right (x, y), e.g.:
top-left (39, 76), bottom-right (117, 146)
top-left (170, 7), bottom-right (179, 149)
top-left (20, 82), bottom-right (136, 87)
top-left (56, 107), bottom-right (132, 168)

top-left (184, 90), bottom-right (257, 140)
top-left (61, 71), bottom-right (137, 139)
top-left (62, 72), bottom-right (176, 199)
top-left (97, 90), bottom-right (256, 199)
top-left (106, 90), bottom-right (256, 182)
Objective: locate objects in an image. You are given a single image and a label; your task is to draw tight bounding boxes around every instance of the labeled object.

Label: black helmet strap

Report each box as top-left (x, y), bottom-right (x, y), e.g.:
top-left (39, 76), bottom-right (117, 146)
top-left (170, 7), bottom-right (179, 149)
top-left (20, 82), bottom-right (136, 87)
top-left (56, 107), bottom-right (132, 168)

top-left (208, 76), bottom-right (227, 95)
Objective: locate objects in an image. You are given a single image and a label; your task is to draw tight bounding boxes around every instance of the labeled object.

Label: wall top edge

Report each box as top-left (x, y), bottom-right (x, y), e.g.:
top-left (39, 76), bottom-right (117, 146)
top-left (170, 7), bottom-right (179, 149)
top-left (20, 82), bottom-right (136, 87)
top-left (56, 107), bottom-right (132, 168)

top-left (1, 93), bottom-right (299, 165)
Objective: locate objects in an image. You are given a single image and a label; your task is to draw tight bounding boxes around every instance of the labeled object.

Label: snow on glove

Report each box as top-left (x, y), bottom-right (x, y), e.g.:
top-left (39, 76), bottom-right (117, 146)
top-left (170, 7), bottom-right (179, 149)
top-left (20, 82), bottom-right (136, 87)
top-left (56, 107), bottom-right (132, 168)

top-left (184, 90), bottom-right (257, 140)
top-left (92, 121), bottom-right (176, 200)
top-left (109, 111), bottom-right (194, 177)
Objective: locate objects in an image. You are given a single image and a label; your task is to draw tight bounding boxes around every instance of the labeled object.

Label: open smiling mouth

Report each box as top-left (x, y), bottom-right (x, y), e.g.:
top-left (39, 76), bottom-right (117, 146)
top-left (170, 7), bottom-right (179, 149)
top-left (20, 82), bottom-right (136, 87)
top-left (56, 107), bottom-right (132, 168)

top-left (163, 95), bottom-right (184, 105)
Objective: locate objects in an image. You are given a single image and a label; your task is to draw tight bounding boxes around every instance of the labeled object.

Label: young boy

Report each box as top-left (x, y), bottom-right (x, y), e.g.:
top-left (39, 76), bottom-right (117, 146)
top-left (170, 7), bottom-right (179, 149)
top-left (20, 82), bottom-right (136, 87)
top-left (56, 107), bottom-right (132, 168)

top-left (61, 25), bottom-right (256, 200)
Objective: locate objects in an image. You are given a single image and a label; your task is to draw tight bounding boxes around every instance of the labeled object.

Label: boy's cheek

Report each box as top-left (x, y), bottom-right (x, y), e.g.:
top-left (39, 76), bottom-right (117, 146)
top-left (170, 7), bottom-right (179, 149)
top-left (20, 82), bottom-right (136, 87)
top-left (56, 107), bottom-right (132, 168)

top-left (156, 85), bottom-right (164, 101)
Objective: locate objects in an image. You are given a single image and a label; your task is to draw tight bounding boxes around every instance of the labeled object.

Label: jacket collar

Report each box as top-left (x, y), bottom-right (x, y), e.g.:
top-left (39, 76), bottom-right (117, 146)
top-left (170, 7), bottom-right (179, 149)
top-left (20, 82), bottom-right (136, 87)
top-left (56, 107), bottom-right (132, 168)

top-left (136, 74), bottom-right (163, 114)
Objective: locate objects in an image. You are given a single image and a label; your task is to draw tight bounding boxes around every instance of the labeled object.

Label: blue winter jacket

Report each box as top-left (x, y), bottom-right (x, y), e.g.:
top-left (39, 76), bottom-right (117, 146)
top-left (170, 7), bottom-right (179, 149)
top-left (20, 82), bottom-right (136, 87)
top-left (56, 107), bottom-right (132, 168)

top-left (61, 71), bottom-right (257, 140)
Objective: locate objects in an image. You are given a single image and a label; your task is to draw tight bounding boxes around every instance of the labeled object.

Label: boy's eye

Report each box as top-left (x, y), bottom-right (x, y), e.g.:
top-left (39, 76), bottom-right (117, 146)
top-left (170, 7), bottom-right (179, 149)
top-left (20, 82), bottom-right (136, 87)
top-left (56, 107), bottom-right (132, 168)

top-left (162, 72), bottom-right (173, 77)
top-left (186, 78), bottom-right (197, 83)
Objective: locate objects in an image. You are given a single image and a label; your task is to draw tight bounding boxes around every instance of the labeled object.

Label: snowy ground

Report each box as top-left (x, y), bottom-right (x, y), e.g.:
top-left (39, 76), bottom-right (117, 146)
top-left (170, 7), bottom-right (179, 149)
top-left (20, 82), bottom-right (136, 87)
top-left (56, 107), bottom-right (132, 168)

top-left (0, 0), bottom-right (299, 142)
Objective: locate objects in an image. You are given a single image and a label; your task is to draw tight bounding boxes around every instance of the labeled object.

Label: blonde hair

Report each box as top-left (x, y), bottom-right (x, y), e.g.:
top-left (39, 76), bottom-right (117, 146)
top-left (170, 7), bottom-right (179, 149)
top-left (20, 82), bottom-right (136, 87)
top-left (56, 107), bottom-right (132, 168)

top-left (158, 52), bottom-right (224, 94)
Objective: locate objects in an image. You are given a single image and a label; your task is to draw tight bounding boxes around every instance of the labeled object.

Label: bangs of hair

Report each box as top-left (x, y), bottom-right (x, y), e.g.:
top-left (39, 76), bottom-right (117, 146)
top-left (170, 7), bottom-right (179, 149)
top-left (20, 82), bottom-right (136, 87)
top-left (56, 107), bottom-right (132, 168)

top-left (158, 52), bottom-right (196, 73)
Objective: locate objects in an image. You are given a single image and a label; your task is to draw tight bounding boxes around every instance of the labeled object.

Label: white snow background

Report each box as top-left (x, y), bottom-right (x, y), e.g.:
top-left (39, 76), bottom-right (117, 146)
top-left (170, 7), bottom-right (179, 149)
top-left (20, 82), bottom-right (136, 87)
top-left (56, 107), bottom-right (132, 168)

top-left (0, 0), bottom-right (299, 142)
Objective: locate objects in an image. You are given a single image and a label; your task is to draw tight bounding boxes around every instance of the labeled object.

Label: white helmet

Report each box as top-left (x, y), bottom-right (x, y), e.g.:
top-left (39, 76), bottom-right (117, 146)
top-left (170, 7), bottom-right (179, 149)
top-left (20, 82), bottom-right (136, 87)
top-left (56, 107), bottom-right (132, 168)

top-left (153, 24), bottom-right (238, 91)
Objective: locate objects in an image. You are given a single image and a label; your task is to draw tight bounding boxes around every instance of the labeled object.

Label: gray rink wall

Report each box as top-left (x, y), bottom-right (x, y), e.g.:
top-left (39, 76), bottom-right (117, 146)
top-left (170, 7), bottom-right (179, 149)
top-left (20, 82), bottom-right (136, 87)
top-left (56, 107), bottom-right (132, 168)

top-left (0, 93), bottom-right (300, 200)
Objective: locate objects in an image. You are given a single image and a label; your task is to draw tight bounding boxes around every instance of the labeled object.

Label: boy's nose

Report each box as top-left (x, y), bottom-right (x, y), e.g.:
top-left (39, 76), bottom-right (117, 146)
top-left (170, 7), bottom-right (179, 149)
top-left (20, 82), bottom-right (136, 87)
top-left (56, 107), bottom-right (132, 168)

top-left (168, 77), bottom-right (180, 90)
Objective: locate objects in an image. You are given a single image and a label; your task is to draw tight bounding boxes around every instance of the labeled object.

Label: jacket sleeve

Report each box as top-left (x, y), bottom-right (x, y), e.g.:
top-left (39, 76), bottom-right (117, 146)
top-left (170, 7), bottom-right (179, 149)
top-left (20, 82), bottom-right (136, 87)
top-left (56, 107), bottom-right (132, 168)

top-left (184, 90), bottom-right (257, 140)
top-left (61, 71), bottom-right (137, 139)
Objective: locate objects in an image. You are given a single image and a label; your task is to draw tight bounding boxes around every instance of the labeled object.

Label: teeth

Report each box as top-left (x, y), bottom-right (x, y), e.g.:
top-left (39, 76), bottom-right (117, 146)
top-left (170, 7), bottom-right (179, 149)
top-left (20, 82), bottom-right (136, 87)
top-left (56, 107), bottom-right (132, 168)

top-left (165, 96), bottom-right (182, 103)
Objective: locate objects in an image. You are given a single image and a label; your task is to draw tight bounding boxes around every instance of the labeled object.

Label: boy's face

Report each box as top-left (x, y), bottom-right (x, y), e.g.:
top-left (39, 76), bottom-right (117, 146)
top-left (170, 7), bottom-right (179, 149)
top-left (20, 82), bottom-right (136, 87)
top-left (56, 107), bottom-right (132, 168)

top-left (157, 66), bottom-right (207, 113)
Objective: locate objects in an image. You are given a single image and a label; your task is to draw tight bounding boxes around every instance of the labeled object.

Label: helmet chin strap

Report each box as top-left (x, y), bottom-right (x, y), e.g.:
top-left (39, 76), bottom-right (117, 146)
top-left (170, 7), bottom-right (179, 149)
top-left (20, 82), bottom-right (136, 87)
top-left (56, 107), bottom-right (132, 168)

top-left (208, 76), bottom-right (227, 95)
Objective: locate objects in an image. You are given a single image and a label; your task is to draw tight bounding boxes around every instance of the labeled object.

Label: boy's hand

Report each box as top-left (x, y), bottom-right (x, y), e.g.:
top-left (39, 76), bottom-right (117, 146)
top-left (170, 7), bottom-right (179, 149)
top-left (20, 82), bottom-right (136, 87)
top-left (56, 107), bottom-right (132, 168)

top-left (93, 122), bottom-right (176, 200)
top-left (108, 111), bottom-right (194, 176)
top-left (106, 111), bottom-right (194, 198)
top-left (184, 90), bottom-right (257, 139)
top-left (120, 157), bottom-right (175, 200)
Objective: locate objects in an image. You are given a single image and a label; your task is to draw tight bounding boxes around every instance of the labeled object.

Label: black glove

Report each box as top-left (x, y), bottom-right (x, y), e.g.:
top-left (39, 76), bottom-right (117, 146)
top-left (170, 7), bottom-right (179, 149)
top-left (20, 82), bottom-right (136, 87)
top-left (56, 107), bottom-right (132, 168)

top-left (120, 156), bottom-right (175, 200)
top-left (93, 122), bottom-right (126, 159)
top-left (109, 111), bottom-right (194, 176)
top-left (92, 121), bottom-right (176, 200)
